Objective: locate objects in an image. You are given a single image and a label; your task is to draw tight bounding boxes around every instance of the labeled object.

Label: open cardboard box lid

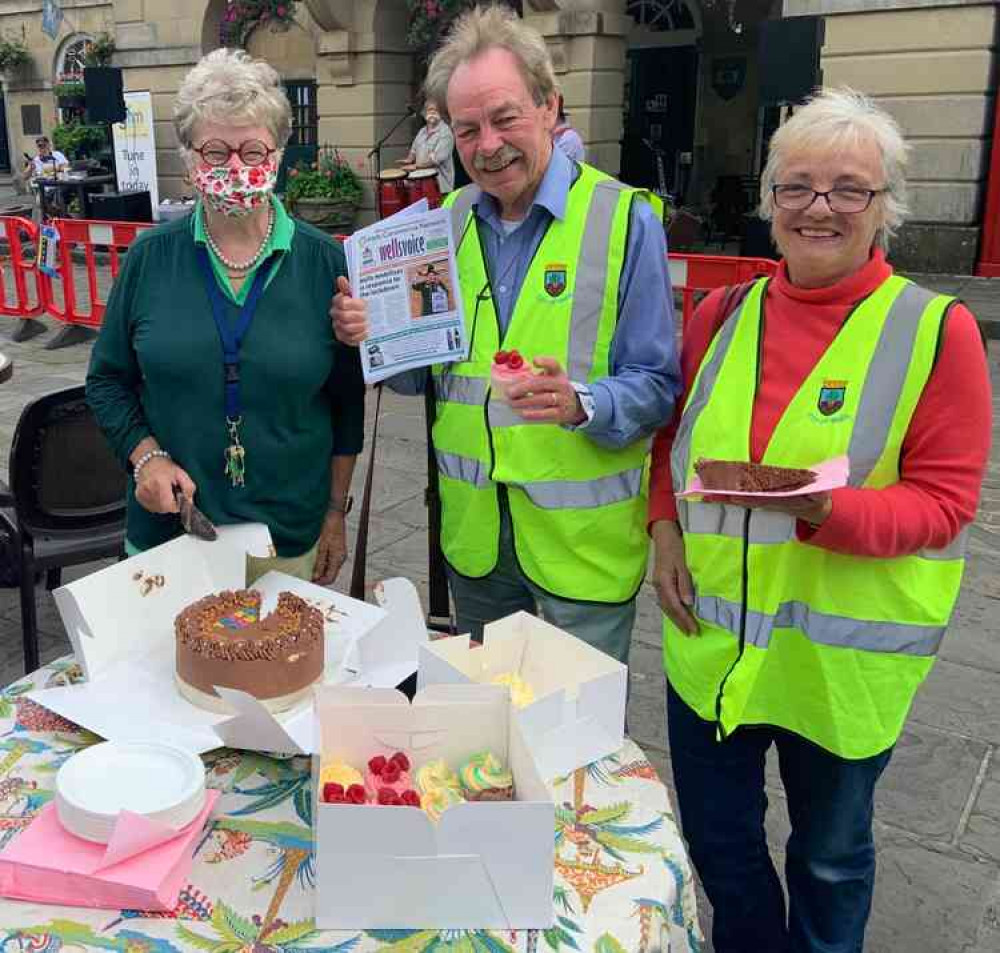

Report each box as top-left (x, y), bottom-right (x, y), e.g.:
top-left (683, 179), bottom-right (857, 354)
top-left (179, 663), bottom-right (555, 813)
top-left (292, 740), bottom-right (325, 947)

top-left (418, 610), bottom-right (627, 777)
top-left (314, 684), bottom-right (554, 929)
top-left (29, 528), bottom-right (428, 755)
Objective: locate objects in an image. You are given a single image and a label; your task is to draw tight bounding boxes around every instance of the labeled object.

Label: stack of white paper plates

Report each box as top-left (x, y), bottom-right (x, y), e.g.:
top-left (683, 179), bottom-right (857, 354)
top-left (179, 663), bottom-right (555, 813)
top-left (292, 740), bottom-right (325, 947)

top-left (55, 741), bottom-right (206, 844)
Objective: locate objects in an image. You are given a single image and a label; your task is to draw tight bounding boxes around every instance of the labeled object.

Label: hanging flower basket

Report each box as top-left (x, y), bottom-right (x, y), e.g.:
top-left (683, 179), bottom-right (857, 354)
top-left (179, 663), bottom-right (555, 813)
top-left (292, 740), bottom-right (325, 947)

top-left (220, 0), bottom-right (300, 48)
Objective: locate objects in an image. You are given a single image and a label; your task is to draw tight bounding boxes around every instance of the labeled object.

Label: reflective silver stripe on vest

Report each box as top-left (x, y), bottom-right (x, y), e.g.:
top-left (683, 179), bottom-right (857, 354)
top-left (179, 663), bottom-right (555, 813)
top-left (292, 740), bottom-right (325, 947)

top-left (435, 450), bottom-right (491, 487)
top-left (488, 401), bottom-right (547, 428)
top-left (437, 374), bottom-right (488, 406)
top-left (694, 594), bottom-right (945, 656)
top-left (848, 282), bottom-right (940, 486)
top-left (448, 185), bottom-right (481, 240)
top-left (519, 465), bottom-right (645, 510)
top-left (921, 526), bottom-right (969, 561)
top-left (682, 502), bottom-right (795, 543)
top-left (671, 299), bottom-right (746, 499)
top-left (566, 180), bottom-right (630, 382)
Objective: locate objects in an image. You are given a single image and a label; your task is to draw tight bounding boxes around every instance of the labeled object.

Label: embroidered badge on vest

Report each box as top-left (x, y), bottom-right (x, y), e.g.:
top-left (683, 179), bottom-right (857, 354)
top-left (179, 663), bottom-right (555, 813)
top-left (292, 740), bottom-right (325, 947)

top-left (818, 379), bottom-right (847, 416)
top-left (544, 263), bottom-right (567, 297)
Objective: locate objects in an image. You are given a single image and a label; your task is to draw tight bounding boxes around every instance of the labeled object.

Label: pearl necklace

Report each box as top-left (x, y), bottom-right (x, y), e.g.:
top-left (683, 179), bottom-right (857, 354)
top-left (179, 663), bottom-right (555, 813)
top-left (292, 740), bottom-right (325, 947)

top-left (204, 207), bottom-right (274, 272)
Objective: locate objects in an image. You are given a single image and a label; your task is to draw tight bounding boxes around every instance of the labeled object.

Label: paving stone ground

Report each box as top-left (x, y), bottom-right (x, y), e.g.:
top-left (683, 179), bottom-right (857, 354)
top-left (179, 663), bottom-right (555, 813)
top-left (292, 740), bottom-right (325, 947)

top-left (0, 234), bottom-right (998, 950)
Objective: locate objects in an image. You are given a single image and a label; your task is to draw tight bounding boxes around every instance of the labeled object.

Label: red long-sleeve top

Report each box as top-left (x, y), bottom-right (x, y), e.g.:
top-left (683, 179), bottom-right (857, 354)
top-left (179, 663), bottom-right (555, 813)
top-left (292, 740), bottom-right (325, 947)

top-left (648, 250), bottom-right (992, 557)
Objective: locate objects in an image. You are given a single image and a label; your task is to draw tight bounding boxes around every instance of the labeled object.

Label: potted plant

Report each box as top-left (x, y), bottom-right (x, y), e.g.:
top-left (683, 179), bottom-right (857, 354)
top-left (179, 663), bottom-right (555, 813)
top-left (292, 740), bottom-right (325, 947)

top-left (83, 32), bottom-right (115, 67)
top-left (52, 120), bottom-right (106, 161)
top-left (54, 73), bottom-right (87, 109)
top-left (284, 147), bottom-right (363, 233)
top-left (220, 1), bottom-right (299, 48)
top-left (0, 35), bottom-right (30, 75)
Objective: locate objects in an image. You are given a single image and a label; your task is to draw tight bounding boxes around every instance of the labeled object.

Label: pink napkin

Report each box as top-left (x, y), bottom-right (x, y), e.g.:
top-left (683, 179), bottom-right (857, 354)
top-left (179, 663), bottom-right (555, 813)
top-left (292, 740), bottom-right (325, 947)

top-left (0, 789), bottom-right (219, 912)
top-left (679, 455), bottom-right (850, 500)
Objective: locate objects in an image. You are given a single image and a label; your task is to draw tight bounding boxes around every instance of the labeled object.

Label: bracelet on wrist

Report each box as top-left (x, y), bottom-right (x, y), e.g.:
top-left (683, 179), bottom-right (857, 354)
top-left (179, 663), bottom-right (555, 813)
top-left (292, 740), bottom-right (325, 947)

top-left (133, 449), bottom-right (171, 482)
top-left (327, 494), bottom-right (354, 515)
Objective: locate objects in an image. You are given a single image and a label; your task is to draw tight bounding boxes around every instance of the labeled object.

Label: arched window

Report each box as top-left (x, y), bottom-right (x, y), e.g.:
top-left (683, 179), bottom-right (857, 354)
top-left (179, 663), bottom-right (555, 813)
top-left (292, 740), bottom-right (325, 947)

top-left (55, 34), bottom-right (93, 81)
top-left (627, 0), bottom-right (696, 32)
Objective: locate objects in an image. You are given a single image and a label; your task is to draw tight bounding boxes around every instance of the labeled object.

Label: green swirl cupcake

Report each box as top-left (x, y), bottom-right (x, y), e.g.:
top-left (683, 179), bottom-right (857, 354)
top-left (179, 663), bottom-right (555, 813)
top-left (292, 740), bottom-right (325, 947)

top-left (459, 750), bottom-right (514, 802)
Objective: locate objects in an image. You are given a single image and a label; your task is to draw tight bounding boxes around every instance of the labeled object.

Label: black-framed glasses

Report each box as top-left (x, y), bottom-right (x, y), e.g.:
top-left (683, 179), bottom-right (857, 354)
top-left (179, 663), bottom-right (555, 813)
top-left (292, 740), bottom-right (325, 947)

top-left (192, 139), bottom-right (276, 167)
top-left (772, 184), bottom-right (884, 214)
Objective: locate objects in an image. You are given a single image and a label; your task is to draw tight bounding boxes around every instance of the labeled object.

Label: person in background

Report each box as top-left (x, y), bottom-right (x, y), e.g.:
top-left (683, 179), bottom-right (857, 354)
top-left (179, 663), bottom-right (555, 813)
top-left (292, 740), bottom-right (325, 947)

top-left (87, 48), bottom-right (364, 586)
top-left (401, 100), bottom-right (455, 195)
top-left (552, 96), bottom-right (584, 163)
top-left (332, 4), bottom-right (680, 664)
top-left (650, 87), bottom-right (991, 953)
top-left (27, 136), bottom-right (69, 179)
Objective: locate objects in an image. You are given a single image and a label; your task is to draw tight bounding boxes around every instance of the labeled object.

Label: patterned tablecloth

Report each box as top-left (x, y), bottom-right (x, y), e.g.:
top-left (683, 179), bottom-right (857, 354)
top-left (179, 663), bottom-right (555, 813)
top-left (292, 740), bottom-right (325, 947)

top-left (0, 658), bottom-right (702, 953)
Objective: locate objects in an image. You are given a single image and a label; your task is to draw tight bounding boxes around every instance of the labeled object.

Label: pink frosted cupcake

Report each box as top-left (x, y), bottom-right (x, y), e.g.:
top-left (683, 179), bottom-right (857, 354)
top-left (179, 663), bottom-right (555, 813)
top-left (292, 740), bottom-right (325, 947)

top-left (364, 752), bottom-right (412, 802)
top-left (491, 350), bottom-right (536, 402)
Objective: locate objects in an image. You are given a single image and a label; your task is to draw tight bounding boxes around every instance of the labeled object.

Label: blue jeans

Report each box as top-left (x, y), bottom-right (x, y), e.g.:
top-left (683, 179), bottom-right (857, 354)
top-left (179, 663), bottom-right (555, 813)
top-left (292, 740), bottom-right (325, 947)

top-left (666, 682), bottom-right (893, 953)
top-left (445, 503), bottom-right (636, 664)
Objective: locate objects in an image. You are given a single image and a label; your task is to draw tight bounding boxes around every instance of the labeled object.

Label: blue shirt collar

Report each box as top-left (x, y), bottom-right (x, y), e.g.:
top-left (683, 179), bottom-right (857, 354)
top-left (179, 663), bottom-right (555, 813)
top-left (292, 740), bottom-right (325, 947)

top-left (474, 145), bottom-right (573, 229)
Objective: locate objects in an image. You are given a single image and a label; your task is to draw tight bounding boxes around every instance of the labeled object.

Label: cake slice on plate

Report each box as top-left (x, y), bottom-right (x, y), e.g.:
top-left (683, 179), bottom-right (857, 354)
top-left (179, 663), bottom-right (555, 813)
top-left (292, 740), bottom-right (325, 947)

top-left (694, 458), bottom-right (817, 493)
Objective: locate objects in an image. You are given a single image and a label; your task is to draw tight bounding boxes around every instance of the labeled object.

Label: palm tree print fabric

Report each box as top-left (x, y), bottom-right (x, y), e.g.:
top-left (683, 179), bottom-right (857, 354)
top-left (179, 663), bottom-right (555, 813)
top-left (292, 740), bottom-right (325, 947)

top-left (0, 660), bottom-right (702, 952)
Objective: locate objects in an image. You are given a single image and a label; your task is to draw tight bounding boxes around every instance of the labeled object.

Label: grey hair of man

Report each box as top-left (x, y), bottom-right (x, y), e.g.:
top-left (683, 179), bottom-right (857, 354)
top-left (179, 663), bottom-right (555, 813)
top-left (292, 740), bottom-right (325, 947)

top-left (759, 87), bottom-right (910, 250)
top-left (423, 4), bottom-right (558, 120)
top-left (174, 48), bottom-right (292, 163)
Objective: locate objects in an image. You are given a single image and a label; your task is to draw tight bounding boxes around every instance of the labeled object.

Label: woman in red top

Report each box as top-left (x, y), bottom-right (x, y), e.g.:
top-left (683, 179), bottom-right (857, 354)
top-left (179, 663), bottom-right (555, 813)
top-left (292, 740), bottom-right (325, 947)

top-left (650, 89), bottom-right (991, 953)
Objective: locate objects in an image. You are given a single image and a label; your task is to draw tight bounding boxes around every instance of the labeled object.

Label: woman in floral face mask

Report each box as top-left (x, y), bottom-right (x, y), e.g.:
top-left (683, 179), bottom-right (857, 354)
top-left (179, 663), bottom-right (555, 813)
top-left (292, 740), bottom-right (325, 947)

top-left (87, 48), bottom-right (365, 587)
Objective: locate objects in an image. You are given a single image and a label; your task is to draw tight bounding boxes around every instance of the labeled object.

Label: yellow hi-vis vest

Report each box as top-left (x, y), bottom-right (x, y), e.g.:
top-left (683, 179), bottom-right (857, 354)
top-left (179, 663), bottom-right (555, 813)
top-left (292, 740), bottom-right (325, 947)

top-left (666, 275), bottom-right (966, 759)
top-left (436, 165), bottom-right (652, 603)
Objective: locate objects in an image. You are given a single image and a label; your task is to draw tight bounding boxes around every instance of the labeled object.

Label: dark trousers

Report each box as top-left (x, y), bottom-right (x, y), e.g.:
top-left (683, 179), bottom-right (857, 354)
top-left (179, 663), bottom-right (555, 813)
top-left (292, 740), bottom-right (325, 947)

top-left (666, 682), bottom-right (893, 953)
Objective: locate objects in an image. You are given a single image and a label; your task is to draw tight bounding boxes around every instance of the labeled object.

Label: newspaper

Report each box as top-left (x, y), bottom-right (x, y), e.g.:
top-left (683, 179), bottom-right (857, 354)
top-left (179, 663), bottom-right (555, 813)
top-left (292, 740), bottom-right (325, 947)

top-left (345, 202), bottom-right (468, 384)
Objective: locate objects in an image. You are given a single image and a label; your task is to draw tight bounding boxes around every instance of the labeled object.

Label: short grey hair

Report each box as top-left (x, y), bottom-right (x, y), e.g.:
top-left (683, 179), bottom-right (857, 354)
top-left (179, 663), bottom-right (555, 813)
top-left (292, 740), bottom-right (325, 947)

top-left (424, 4), bottom-right (557, 118)
top-left (759, 87), bottom-right (910, 249)
top-left (174, 48), bottom-right (292, 157)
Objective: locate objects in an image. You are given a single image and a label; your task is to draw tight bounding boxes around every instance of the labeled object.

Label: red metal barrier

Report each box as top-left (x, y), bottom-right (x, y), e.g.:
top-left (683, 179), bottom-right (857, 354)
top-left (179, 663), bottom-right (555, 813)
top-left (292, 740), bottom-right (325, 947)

top-left (0, 217), bottom-right (45, 330)
top-left (40, 218), bottom-right (154, 330)
top-left (668, 252), bottom-right (778, 328)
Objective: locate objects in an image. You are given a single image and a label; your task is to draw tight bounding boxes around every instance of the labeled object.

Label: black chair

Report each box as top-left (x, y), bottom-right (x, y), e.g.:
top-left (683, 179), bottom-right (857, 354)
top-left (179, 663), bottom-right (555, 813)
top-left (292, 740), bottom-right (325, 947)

top-left (0, 386), bottom-right (126, 674)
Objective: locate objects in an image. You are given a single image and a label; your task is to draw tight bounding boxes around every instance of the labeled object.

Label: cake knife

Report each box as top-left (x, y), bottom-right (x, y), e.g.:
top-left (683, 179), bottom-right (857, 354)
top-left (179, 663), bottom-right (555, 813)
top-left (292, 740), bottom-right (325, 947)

top-left (174, 487), bottom-right (218, 541)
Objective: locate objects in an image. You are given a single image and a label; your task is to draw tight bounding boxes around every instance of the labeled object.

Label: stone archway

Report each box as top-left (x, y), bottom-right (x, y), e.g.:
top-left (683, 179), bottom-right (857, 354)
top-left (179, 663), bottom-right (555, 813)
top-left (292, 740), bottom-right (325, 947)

top-left (621, 0), bottom-right (702, 195)
top-left (316, 0), bottom-right (414, 221)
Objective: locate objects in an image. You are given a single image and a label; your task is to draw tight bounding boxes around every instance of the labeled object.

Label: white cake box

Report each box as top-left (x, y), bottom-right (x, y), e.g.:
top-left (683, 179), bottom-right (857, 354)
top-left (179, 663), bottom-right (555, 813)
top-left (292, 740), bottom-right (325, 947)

top-left (314, 684), bottom-right (554, 930)
top-left (28, 527), bottom-right (428, 755)
top-left (417, 611), bottom-right (627, 777)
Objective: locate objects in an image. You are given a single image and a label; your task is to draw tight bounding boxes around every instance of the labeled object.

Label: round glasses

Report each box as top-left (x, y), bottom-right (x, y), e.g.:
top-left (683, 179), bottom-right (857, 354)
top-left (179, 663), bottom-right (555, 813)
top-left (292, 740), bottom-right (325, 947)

top-left (772, 184), bottom-right (884, 215)
top-left (192, 139), bottom-right (276, 168)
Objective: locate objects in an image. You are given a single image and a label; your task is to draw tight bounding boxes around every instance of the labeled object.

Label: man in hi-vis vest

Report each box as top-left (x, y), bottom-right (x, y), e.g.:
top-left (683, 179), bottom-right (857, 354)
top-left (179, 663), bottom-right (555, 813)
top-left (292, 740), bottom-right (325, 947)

top-left (332, 4), bottom-right (680, 663)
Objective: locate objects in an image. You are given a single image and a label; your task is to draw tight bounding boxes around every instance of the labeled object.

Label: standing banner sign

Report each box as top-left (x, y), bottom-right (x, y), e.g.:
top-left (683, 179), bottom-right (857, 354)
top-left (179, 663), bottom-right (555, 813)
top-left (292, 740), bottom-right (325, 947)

top-left (112, 91), bottom-right (160, 218)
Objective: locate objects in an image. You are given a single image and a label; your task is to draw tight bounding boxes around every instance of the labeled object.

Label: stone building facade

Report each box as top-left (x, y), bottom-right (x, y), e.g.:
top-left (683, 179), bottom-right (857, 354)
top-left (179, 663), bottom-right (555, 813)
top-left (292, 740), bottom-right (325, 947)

top-left (0, 0), bottom-right (995, 271)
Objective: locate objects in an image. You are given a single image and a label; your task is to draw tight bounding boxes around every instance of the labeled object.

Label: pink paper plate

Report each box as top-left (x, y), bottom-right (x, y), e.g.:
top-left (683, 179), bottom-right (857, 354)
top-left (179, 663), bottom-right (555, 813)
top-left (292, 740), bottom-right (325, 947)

top-left (679, 455), bottom-right (850, 500)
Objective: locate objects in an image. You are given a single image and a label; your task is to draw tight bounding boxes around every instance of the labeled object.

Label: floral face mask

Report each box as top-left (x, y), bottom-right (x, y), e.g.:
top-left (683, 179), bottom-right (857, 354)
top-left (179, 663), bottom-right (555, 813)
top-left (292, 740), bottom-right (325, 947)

top-left (191, 159), bottom-right (278, 217)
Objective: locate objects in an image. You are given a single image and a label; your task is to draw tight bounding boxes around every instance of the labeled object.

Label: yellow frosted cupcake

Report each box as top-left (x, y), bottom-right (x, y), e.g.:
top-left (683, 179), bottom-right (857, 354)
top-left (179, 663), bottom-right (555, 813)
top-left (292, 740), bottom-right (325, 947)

top-left (415, 758), bottom-right (461, 796)
top-left (491, 671), bottom-right (535, 708)
top-left (459, 751), bottom-right (514, 802)
top-left (319, 760), bottom-right (364, 790)
top-left (421, 784), bottom-right (465, 821)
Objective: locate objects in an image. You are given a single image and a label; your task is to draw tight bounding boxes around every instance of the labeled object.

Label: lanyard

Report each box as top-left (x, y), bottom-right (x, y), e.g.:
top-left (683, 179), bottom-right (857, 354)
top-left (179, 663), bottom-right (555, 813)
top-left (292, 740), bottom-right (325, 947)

top-left (195, 245), bottom-right (278, 485)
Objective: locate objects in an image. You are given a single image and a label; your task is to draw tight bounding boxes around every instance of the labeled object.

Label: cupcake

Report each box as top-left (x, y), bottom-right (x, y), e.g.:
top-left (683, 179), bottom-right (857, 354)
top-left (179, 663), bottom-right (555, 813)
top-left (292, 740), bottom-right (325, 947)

top-left (459, 751), bottom-right (514, 802)
top-left (319, 759), bottom-right (367, 804)
top-left (364, 751), bottom-right (412, 802)
top-left (319, 759), bottom-right (364, 790)
top-left (415, 758), bottom-right (461, 796)
top-left (421, 784), bottom-right (465, 821)
top-left (490, 349), bottom-right (536, 402)
top-left (491, 671), bottom-right (535, 708)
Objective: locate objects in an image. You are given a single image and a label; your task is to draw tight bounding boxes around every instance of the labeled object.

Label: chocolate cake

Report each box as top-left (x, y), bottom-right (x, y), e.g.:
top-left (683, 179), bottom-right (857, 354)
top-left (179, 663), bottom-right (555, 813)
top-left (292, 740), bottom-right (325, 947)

top-left (695, 458), bottom-right (817, 493)
top-left (175, 589), bottom-right (324, 714)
